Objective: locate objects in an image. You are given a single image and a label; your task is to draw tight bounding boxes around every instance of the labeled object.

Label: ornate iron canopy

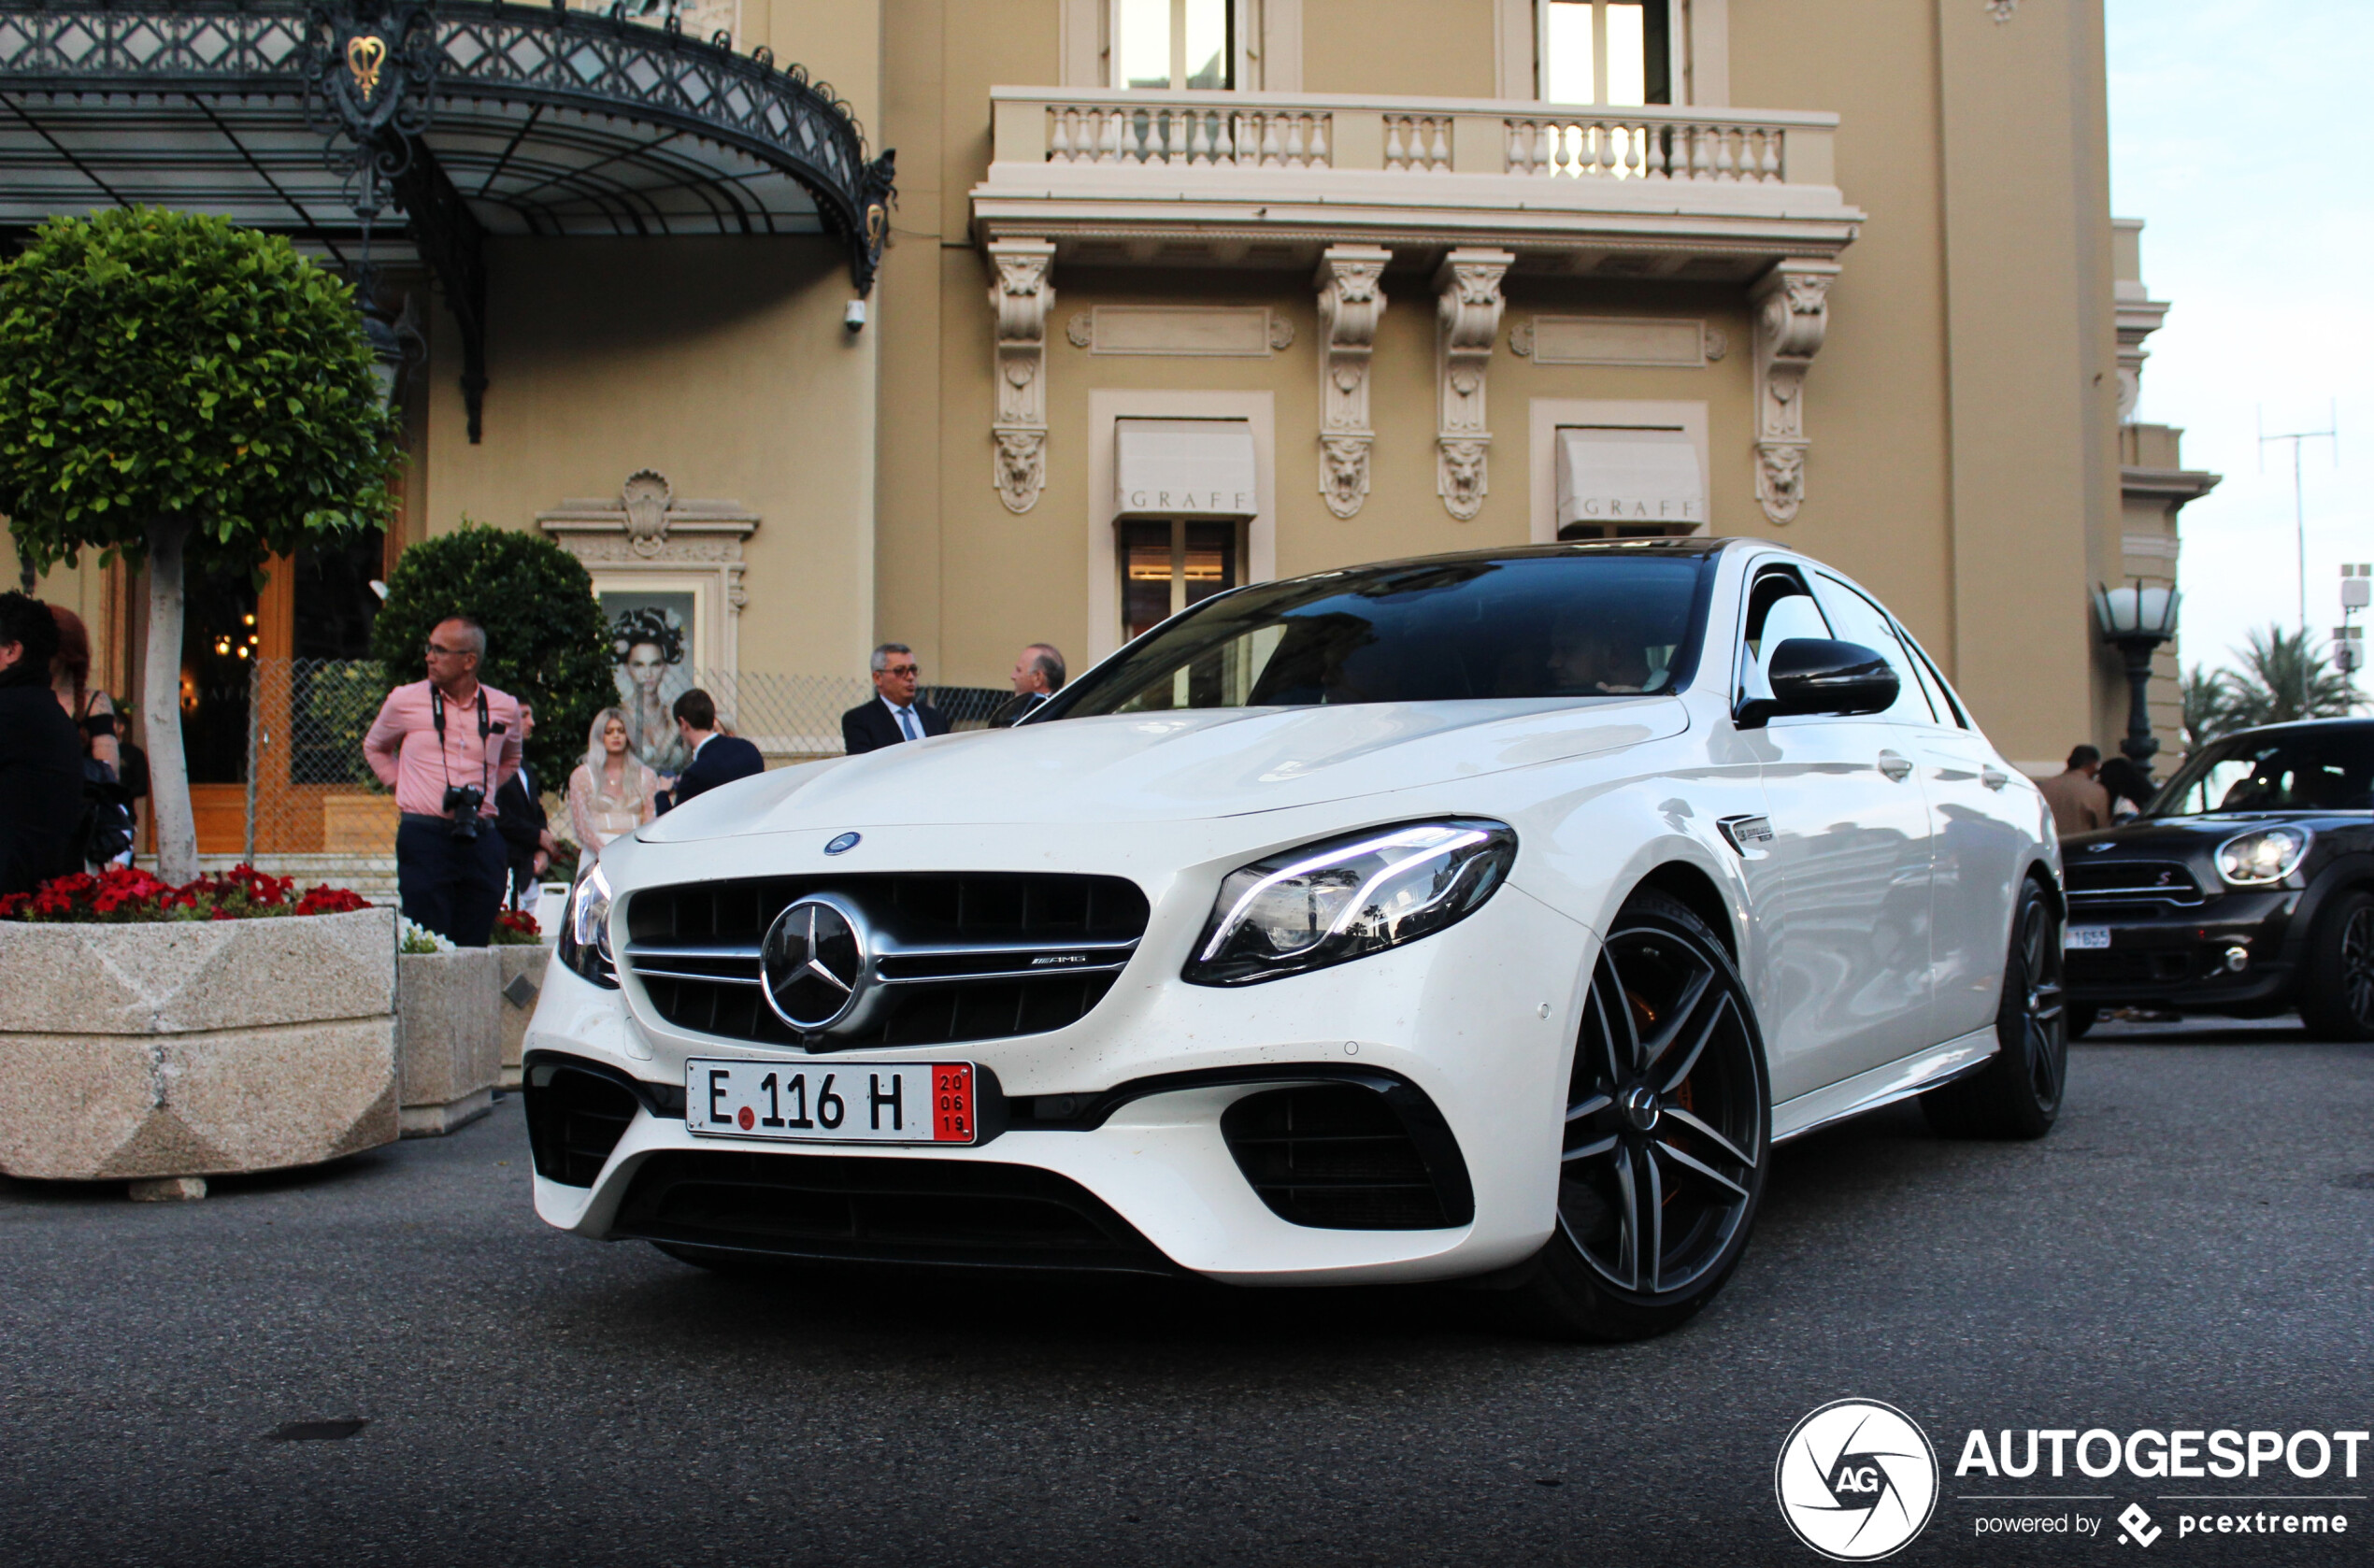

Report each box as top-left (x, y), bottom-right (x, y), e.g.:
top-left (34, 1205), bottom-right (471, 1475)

top-left (0, 0), bottom-right (897, 438)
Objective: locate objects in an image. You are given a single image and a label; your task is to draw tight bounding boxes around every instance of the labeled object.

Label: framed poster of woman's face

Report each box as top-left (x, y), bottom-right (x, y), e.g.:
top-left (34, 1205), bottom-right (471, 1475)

top-left (600, 591), bottom-right (696, 777)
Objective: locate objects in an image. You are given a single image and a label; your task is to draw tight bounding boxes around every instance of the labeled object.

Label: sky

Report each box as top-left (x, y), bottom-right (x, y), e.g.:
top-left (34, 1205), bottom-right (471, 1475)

top-left (2105, 0), bottom-right (2374, 680)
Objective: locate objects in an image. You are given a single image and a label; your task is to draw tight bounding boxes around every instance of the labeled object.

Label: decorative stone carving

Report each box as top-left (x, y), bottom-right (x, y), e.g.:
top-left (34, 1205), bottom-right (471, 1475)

top-left (1986, 0), bottom-right (2018, 21)
top-left (1316, 246), bottom-right (1390, 520)
top-left (1509, 321), bottom-right (1535, 357)
top-left (1703, 325), bottom-right (1729, 362)
top-left (1750, 259), bottom-right (1839, 525)
top-left (987, 238), bottom-right (1056, 514)
top-left (1434, 249), bottom-right (1510, 521)
top-left (1268, 315), bottom-right (1296, 350)
top-left (620, 468), bottom-right (672, 556)
top-left (537, 474), bottom-right (762, 667)
top-left (1065, 311), bottom-right (1093, 348)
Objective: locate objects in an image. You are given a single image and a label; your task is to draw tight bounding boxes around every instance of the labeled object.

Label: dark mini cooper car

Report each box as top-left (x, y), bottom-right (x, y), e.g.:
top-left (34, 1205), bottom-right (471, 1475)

top-left (2062, 719), bottom-right (2374, 1038)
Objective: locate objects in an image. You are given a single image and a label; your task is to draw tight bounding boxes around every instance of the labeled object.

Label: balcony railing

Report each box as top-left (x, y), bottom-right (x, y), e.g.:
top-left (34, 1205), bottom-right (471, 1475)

top-left (997, 87), bottom-right (1836, 187)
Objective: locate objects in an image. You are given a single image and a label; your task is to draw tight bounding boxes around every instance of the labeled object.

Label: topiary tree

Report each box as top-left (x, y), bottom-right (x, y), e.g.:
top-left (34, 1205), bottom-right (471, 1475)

top-left (369, 520), bottom-right (610, 786)
top-left (0, 208), bottom-right (397, 882)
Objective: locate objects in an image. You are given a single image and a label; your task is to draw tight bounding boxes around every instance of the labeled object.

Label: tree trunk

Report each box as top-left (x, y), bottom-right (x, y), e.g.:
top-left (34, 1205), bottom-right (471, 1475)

top-left (142, 515), bottom-right (198, 885)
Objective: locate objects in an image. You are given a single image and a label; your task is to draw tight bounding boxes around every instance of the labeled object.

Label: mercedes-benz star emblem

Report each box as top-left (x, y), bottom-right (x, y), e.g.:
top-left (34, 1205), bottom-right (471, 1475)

top-left (760, 896), bottom-right (866, 1032)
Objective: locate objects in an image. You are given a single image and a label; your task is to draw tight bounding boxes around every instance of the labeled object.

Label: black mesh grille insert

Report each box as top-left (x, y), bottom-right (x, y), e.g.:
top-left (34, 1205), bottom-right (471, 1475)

top-left (625, 873), bottom-right (1150, 1049)
top-left (2066, 948), bottom-right (2195, 986)
top-left (2066, 859), bottom-right (2206, 907)
top-left (1221, 1084), bottom-right (1466, 1231)
top-left (522, 1060), bottom-right (643, 1187)
top-left (610, 1150), bottom-right (1177, 1276)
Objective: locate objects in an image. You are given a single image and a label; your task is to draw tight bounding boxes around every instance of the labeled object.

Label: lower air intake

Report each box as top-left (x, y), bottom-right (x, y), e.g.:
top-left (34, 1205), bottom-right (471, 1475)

top-left (610, 1151), bottom-right (1178, 1276)
top-left (522, 1059), bottom-right (644, 1187)
top-left (1221, 1082), bottom-right (1474, 1231)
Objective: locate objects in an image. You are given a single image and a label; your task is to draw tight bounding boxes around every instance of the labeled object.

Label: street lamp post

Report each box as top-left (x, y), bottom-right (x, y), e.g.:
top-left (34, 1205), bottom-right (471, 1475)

top-left (2093, 579), bottom-right (2182, 769)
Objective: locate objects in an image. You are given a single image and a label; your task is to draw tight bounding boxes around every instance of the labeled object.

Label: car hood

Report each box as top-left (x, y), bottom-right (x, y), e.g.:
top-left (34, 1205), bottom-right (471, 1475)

top-left (644, 696), bottom-right (1687, 840)
top-left (2065, 813), bottom-right (2346, 856)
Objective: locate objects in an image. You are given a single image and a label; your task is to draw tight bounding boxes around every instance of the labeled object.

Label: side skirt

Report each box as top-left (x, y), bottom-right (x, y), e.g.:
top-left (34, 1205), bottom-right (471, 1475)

top-left (1769, 1027), bottom-right (1998, 1145)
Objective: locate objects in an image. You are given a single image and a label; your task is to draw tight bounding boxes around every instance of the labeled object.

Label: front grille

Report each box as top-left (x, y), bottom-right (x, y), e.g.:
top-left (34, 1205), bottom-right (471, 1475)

top-left (1221, 1083), bottom-right (1474, 1231)
top-left (2066, 858), bottom-right (2208, 910)
top-left (623, 873), bottom-right (1150, 1049)
top-left (2066, 948), bottom-right (2194, 986)
top-left (610, 1150), bottom-right (1177, 1276)
top-left (522, 1058), bottom-right (644, 1187)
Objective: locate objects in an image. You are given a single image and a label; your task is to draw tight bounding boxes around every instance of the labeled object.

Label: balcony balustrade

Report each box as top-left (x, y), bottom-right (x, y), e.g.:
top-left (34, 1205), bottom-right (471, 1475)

top-left (974, 86), bottom-right (1860, 277)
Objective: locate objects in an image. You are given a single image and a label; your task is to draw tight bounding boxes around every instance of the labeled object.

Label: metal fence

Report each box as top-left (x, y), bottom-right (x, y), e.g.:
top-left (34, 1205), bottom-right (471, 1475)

top-left (223, 661), bottom-right (1016, 891)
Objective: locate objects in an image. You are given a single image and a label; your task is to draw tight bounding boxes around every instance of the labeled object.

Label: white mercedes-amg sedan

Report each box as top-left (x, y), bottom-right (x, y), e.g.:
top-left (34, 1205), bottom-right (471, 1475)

top-left (524, 538), bottom-right (2065, 1339)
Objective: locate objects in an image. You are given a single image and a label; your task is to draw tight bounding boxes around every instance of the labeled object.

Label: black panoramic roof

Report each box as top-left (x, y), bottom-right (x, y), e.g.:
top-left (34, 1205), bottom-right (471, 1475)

top-left (1276, 536), bottom-right (1734, 585)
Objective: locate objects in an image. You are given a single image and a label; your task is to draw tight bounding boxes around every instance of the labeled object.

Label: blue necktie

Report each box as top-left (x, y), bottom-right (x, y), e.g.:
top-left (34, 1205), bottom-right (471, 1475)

top-left (896, 706), bottom-right (921, 742)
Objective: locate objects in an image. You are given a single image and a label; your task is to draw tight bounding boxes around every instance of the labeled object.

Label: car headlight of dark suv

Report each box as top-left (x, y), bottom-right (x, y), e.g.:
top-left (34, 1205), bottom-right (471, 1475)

top-left (2214, 825), bottom-right (2310, 886)
top-left (1183, 819), bottom-right (1518, 987)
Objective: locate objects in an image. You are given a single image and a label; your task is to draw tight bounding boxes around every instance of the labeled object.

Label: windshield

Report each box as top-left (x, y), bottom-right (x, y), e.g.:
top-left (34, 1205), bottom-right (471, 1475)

top-left (1044, 551), bottom-right (1714, 717)
top-left (2151, 729), bottom-right (2374, 816)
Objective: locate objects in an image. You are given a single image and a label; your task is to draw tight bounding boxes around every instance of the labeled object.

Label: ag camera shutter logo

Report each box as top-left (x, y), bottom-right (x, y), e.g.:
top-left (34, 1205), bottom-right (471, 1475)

top-left (1776, 1399), bottom-right (1940, 1561)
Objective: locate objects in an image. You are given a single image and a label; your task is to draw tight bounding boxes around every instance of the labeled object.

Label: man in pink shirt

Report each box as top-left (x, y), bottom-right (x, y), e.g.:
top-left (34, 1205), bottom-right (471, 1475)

top-left (365, 614), bottom-right (524, 947)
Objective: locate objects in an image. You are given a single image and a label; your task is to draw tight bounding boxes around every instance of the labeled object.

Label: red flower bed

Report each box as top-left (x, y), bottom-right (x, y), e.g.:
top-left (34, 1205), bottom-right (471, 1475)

top-left (0, 865), bottom-right (376, 924)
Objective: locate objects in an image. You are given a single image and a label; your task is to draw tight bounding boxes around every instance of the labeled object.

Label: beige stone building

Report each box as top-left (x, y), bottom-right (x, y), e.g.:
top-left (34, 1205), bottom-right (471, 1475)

top-left (6, 0), bottom-right (2214, 861)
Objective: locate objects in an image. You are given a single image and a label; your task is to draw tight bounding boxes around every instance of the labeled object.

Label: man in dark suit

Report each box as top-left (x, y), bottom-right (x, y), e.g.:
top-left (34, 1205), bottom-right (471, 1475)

top-left (493, 699), bottom-right (560, 905)
top-left (666, 688), bottom-right (765, 809)
top-left (840, 642), bottom-right (951, 755)
top-left (0, 592), bottom-right (83, 897)
top-left (991, 642), bottom-right (1066, 727)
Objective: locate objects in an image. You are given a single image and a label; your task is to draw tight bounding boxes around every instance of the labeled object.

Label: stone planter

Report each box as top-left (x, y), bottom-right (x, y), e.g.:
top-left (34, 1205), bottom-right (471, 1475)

top-left (493, 944), bottom-right (551, 1090)
top-left (0, 906), bottom-right (399, 1192)
top-left (397, 948), bottom-right (501, 1135)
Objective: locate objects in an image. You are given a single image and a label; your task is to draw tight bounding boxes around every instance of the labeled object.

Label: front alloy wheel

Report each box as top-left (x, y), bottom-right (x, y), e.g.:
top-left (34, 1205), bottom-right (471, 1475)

top-left (2300, 890), bottom-right (2374, 1041)
top-left (1510, 890), bottom-right (1769, 1341)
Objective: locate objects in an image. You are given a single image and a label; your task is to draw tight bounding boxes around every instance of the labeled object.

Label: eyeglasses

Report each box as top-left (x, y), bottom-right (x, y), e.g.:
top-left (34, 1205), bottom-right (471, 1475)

top-left (883, 663), bottom-right (919, 677)
top-left (423, 643), bottom-right (470, 659)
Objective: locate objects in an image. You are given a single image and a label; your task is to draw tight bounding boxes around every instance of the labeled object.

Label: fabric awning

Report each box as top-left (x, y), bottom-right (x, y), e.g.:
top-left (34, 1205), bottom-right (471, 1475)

top-left (1555, 426), bottom-right (1706, 532)
top-left (1115, 419), bottom-right (1258, 518)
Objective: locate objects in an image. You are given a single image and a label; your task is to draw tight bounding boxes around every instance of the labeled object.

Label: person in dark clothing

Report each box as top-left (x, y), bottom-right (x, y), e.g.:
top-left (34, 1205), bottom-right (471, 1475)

top-left (2096, 754), bottom-right (2157, 822)
top-left (665, 688), bottom-right (765, 811)
top-left (840, 642), bottom-right (950, 755)
top-left (0, 592), bottom-right (85, 897)
top-left (493, 699), bottom-right (561, 905)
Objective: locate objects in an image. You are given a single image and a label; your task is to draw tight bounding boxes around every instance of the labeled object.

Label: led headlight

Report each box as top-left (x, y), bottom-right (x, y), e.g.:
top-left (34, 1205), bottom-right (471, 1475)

top-left (556, 860), bottom-right (618, 987)
top-left (1184, 819), bottom-right (1518, 987)
top-left (2214, 825), bottom-right (2310, 886)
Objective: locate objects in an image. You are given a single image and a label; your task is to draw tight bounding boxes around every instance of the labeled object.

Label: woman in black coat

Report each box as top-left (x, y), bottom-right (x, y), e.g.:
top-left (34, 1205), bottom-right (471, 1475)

top-left (0, 592), bottom-right (85, 897)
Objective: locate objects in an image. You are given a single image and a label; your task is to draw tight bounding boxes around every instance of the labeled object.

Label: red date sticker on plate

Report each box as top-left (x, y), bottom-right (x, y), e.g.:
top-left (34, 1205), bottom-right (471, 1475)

top-left (933, 1063), bottom-right (975, 1143)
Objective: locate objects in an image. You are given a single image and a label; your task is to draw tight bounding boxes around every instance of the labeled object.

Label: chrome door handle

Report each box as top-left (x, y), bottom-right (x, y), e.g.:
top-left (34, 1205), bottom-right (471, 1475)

top-left (1981, 765), bottom-right (2009, 791)
top-left (1877, 751), bottom-right (1914, 782)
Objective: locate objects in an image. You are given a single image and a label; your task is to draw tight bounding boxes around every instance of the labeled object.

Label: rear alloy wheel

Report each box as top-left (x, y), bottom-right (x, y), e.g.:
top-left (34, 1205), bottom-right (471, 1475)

top-left (2299, 890), bottom-right (2374, 1041)
top-left (1509, 891), bottom-right (1768, 1341)
top-left (1924, 877), bottom-right (2066, 1139)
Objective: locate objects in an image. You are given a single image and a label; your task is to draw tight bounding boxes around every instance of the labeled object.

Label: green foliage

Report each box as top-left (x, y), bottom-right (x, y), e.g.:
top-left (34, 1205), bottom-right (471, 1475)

top-left (370, 521), bottom-right (610, 782)
top-left (2181, 663), bottom-right (2230, 750)
top-left (2214, 625), bottom-right (2359, 734)
top-left (0, 207), bottom-right (396, 570)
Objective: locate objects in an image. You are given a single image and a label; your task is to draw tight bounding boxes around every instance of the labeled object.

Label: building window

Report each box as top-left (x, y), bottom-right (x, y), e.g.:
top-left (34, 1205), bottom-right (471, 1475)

top-left (1122, 520), bottom-right (1239, 646)
top-left (1116, 0), bottom-right (1234, 90)
top-left (1540, 0), bottom-right (1670, 105)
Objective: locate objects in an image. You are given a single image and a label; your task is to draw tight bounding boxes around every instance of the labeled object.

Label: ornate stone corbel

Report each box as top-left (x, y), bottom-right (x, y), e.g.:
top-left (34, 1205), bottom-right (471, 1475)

top-left (1316, 246), bottom-right (1390, 520)
top-left (1434, 249), bottom-right (1510, 521)
top-left (1751, 259), bottom-right (1839, 525)
top-left (987, 239), bottom-right (1056, 514)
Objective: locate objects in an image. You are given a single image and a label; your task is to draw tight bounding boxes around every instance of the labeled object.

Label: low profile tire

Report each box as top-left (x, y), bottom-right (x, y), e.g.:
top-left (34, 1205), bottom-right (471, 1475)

top-left (1924, 877), bottom-right (2067, 1140)
top-left (2065, 1004), bottom-right (2097, 1041)
top-left (1507, 890), bottom-right (1770, 1342)
top-left (2298, 889), bottom-right (2374, 1041)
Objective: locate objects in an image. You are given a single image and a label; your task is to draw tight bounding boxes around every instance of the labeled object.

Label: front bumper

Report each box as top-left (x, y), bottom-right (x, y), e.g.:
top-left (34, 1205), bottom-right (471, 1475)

top-left (2062, 891), bottom-right (2299, 1013)
top-left (521, 878), bottom-right (1594, 1286)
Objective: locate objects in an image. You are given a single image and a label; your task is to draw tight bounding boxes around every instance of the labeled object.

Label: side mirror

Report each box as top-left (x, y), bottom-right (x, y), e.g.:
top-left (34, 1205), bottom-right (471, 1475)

top-left (1737, 638), bottom-right (1900, 728)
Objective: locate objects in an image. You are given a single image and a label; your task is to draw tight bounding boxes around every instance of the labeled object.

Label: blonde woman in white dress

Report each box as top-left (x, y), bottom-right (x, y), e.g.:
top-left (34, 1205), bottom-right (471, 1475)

top-left (567, 707), bottom-right (657, 861)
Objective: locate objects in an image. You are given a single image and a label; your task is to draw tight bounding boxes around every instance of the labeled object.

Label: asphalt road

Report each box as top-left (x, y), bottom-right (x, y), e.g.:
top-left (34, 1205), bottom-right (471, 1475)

top-left (3, 1018), bottom-right (2368, 1568)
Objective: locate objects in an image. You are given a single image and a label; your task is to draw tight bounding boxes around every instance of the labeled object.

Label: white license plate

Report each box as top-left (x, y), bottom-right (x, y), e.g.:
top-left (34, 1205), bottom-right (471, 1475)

top-left (686, 1059), bottom-right (978, 1146)
top-left (2065, 925), bottom-right (2111, 950)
